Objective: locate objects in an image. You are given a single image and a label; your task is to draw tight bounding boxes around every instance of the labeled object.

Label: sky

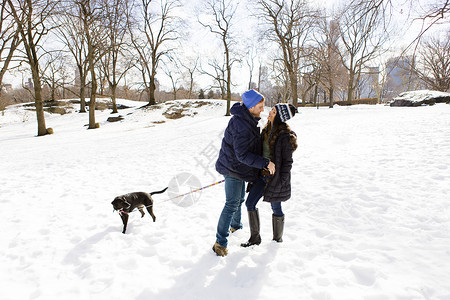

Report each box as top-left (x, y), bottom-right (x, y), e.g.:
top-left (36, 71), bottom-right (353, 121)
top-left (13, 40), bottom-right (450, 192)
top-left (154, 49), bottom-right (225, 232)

top-left (2, 0), bottom-right (449, 95)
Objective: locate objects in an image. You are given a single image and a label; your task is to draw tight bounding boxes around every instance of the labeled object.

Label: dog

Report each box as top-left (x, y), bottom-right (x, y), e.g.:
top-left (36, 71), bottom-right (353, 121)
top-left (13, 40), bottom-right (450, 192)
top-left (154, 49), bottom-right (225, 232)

top-left (111, 187), bottom-right (168, 234)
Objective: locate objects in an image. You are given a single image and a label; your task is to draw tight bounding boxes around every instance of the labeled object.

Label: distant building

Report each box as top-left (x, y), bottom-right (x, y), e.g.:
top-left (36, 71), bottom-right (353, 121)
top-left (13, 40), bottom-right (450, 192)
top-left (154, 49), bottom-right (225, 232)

top-left (258, 66), bottom-right (275, 105)
top-left (24, 78), bottom-right (34, 89)
top-left (383, 56), bottom-right (423, 101)
top-left (359, 66), bottom-right (380, 99)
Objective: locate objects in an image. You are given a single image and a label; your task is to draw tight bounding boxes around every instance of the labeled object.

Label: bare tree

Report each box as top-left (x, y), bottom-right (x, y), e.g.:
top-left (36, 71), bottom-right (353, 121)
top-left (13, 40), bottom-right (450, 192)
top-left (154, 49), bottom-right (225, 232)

top-left (300, 51), bottom-right (322, 106)
top-left (76, 0), bottom-right (107, 129)
top-left (314, 15), bottom-right (345, 107)
top-left (199, 57), bottom-right (227, 99)
top-left (413, 33), bottom-right (450, 92)
top-left (245, 46), bottom-right (258, 90)
top-left (199, 0), bottom-right (238, 116)
top-left (130, 0), bottom-right (181, 106)
top-left (418, 0), bottom-right (450, 34)
top-left (350, 0), bottom-right (449, 60)
top-left (271, 58), bottom-right (290, 103)
top-left (40, 51), bottom-right (70, 101)
top-left (6, 0), bottom-right (59, 136)
top-left (336, 1), bottom-right (389, 103)
top-left (54, 3), bottom-right (90, 112)
top-left (1, 2), bottom-right (21, 99)
top-left (179, 55), bottom-right (199, 99)
top-left (161, 55), bottom-right (181, 100)
top-left (100, 0), bottom-right (135, 113)
top-left (257, 0), bottom-right (318, 107)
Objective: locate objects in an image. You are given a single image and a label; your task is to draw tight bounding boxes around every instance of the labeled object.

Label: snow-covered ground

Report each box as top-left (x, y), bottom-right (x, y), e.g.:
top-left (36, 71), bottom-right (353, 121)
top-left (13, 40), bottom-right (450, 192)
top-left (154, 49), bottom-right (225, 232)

top-left (1, 99), bottom-right (449, 300)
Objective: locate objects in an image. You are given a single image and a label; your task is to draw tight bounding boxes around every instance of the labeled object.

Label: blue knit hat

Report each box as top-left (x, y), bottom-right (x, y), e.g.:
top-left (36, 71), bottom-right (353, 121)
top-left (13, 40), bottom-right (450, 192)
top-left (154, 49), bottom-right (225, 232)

top-left (242, 89), bottom-right (264, 109)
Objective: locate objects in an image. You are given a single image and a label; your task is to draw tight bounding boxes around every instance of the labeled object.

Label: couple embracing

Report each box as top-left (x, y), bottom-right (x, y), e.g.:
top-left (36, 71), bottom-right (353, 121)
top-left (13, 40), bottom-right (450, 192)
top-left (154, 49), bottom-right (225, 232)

top-left (213, 89), bottom-right (298, 257)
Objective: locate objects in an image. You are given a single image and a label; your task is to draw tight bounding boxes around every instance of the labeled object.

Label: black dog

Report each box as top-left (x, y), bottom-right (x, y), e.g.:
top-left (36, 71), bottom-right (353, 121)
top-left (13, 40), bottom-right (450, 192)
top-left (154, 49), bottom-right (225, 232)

top-left (111, 187), bottom-right (168, 233)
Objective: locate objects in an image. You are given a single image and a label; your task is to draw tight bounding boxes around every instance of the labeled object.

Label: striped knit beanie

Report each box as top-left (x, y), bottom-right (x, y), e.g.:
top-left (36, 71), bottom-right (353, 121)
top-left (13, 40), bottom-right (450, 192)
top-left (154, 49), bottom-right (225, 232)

top-left (275, 103), bottom-right (297, 123)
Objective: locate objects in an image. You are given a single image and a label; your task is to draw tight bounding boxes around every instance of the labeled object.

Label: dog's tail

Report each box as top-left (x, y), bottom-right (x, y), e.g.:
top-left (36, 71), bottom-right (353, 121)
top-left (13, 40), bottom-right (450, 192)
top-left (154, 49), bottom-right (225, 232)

top-left (150, 187), bottom-right (168, 196)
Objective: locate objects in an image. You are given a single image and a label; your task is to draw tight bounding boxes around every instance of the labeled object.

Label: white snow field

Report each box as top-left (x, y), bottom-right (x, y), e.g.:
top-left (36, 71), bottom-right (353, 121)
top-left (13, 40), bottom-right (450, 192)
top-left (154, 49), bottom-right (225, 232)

top-left (0, 99), bottom-right (449, 300)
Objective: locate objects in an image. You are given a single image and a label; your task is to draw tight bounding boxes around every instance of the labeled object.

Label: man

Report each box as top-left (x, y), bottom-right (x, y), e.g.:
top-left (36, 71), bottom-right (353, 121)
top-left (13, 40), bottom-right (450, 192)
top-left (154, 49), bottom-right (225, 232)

top-left (213, 89), bottom-right (275, 257)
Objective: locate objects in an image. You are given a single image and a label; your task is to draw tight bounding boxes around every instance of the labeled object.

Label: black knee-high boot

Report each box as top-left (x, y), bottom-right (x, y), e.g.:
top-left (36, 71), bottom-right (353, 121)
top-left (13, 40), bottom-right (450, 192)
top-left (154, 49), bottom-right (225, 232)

top-left (241, 209), bottom-right (261, 247)
top-left (272, 214), bottom-right (284, 242)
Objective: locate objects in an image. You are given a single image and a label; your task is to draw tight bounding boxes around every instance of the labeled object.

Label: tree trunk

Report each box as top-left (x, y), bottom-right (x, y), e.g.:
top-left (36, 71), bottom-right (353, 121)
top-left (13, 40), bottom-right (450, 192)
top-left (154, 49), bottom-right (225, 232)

top-left (313, 84), bottom-right (318, 106)
top-left (31, 67), bottom-right (47, 136)
top-left (7, 0), bottom-right (48, 136)
top-left (111, 83), bottom-right (118, 113)
top-left (225, 45), bottom-right (231, 116)
top-left (148, 77), bottom-right (156, 105)
top-left (148, 61), bottom-right (157, 105)
top-left (188, 71), bottom-right (194, 99)
top-left (80, 75), bottom-right (87, 113)
top-left (88, 79), bottom-right (97, 129)
top-left (172, 85), bottom-right (177, 100)
top-left (290, 74), bottom-right (298, 107)
top-left (51, 83), bottom-right (56, 102)
top-left (88, 59), bottom-right (97, 129)
top-left (226, 78), bottom-right (231, 116)
top-left (286, 62), bottom-right (298, 107)
top-left (329, 87), bottom-right (334, 108)
top-left (347, 73), bottom-right (354, 105)
top-left (300, 90), bottom-right (306, 107)
top-left (0, 35), bottom-right (19, 97)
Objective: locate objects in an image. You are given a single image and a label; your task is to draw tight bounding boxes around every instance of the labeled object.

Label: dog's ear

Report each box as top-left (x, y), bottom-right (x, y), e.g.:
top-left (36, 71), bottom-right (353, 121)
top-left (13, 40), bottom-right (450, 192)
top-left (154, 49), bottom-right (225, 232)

top-left (117, 197), bottom-right (131, 209)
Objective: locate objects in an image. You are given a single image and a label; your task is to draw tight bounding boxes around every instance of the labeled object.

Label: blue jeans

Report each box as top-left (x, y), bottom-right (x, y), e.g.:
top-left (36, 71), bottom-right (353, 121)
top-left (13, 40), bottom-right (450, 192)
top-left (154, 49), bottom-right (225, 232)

top-left (215, 175), bottom-right (245, 247)
top-left (245, 176), bottom-right (266, 211)
top-left (245, 176), bottom-right (284, 217)
top-left (271, 202), bottom-right (283, 217)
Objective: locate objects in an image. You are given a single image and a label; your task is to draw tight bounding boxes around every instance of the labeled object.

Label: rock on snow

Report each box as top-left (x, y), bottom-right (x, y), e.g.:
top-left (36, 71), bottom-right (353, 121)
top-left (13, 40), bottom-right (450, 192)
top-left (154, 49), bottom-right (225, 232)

top-left (390, 90), bottom-right (450, 106)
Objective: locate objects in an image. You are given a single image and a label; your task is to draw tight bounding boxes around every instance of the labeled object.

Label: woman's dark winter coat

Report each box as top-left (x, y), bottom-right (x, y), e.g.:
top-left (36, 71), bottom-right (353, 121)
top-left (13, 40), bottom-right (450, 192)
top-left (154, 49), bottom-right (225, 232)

top-left (262, 122), bottom-right (298, 202)
top-left (216, 102), bottom-right (269, 182)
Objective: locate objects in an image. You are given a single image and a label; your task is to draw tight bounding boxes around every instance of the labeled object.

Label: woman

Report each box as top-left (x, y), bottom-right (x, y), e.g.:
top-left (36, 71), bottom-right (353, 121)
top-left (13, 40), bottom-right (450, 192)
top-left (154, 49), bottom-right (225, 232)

top-left (241, 103), bottom-right (298, 247)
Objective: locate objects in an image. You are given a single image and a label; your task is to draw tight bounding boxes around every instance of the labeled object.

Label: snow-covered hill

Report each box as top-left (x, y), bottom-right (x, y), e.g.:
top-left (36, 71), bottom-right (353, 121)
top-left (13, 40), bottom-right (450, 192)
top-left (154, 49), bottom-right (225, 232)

top-left (1, 99), bottom-right (449, 299)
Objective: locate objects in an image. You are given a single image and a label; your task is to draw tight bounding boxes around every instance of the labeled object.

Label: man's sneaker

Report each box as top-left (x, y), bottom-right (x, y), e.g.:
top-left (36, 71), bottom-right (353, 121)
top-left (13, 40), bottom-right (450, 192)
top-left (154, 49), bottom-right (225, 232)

top-left (212, 242), bottom-right (228, 257)
top-left (230, 227), bottom-right (238, 233)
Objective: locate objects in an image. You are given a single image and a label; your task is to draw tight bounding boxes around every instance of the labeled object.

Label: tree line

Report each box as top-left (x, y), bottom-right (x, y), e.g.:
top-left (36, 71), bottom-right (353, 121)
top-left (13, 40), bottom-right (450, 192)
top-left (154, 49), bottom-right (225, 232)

top-left (1, 0), bottom-right (449, 136)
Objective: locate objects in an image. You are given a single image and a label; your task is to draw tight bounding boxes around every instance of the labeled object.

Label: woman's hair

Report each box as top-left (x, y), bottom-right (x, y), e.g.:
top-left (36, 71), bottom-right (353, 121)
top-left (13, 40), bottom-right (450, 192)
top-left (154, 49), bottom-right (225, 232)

top-left (262, 110), bottom-right (282, 141)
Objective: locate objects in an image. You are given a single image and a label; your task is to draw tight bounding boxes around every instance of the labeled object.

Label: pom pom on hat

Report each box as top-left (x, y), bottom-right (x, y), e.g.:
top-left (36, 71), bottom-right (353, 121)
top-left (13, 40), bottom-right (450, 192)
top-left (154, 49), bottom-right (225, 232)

top-left (275, 103), bottom-right (298, 123)
top-left (242, 89), bottom-right (264, 109)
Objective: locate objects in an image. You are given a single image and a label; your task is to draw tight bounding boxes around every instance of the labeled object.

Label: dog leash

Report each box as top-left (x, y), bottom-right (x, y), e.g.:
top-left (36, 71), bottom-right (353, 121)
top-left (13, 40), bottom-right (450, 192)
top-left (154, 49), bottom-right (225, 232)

top-left (160, 179), bottom-right (225, 204)
top-left (114, 179), bottom-right (225, 215)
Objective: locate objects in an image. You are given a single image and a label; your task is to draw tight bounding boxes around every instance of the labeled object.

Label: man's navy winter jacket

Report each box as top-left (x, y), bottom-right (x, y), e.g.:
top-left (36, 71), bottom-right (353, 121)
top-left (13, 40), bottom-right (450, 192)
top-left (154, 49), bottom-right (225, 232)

top-left (215, 102), bottom-right (269, 182)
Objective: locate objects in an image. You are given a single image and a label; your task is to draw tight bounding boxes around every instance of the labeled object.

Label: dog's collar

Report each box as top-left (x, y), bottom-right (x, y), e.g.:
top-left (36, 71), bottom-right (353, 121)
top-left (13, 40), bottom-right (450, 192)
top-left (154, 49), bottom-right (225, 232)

top-left (118, 210), bottom-right (129, 216)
